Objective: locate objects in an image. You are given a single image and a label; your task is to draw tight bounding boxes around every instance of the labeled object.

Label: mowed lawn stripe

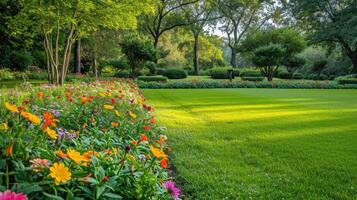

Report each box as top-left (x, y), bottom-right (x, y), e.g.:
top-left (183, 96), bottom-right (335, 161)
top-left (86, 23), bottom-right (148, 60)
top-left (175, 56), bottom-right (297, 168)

top-left (143, 89), bottom-right (357, 200)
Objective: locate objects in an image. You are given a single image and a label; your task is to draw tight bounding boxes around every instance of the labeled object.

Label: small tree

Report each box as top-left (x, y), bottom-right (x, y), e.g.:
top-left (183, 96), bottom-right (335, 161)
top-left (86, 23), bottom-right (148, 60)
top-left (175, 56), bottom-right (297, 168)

top-left (252, 44), bottom-right (285, 81)
top-left (312, 59), bottom-right (327, 76)
top-left (120, 37), bottom-right (159, 78)
top-left (283, 56), bottom-right (305, 78)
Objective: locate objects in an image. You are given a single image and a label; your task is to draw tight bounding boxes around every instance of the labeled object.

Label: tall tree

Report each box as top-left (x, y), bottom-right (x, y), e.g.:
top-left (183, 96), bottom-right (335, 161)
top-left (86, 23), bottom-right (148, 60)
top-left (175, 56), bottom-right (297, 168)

top-left (214, 0), bottom-right (276, 67)
top-left (141, 0), bottom-right (198, 48)
top-left (184, 0), bottom-right (216, 75)
top-left (11, 0), bottom-right (154, 85)
top-left (289, 0), bottom-right (357, 72)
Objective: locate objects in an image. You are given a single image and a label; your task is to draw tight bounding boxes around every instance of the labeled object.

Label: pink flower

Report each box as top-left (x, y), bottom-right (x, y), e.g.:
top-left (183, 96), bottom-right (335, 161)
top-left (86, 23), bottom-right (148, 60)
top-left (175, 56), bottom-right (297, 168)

top-left (0, 190), bottom-right (27, 200)
top-left (30, 158), bottom-right (51, 172)
top-left (163, 181), bottom-right (180, 199)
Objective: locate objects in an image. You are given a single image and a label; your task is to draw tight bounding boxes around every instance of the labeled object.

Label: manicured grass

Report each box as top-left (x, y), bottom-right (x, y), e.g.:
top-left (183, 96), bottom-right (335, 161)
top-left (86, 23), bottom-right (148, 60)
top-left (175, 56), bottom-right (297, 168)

top-left (143, 89), bottom-right (357, 199)
top-left (0, 79), bottom-right (47, 89)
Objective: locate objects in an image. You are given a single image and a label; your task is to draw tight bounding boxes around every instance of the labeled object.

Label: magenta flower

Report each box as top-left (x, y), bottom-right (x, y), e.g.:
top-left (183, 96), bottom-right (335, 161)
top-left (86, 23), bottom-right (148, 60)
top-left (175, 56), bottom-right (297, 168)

top-left (0, 190), bottom-right (27, 200)
top-left (164, 181), bottom-right (180, 199)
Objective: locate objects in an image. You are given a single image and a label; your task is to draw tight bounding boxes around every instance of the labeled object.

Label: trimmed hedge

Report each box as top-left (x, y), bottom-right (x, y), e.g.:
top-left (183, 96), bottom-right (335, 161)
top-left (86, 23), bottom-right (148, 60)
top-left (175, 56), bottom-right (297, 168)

top-left (277, 71), bottom-right (291, 79)
top-left (335, 75), bottom-right (357, 84)
top-left (163, 68), bottom-right (187, 79)
top-left (210, 68), bottom-right (239, 79)
top-left (240, 69), bottom-right (261, 77)
top-left (241, 76), bottom-right (264, 81)
top-left (137, 75), bottom-right (167, 82)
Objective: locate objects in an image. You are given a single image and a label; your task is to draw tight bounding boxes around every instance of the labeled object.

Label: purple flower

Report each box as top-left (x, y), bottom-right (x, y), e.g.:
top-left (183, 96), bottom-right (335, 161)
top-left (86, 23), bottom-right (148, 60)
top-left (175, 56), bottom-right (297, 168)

top-left (57, 128), bottom-right (76, 141)
top-left (164, 181), bottom-right (180, 199)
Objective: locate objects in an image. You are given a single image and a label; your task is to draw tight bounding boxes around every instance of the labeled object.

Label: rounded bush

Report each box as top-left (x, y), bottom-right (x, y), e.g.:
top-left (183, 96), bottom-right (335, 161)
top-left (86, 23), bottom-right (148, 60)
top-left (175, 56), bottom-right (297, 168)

top-left (137, 75), bottom-right (167, 82)
top-left (241, 76), bottom-right (264, 81)
top-left (240, 69), bottom-right (261, 77)
top-left (115, 70), bottom-right (130, 78)
top-left (163, 68), bottom-right (187, 79)
top-left (156, 68), bottom-right (166, 76)
top-left (210, 68), bottom-right (228, 79)
top-left (277, 71), bottom-right (291, 79)
top-left (335, 75), bottom-right (357, 84)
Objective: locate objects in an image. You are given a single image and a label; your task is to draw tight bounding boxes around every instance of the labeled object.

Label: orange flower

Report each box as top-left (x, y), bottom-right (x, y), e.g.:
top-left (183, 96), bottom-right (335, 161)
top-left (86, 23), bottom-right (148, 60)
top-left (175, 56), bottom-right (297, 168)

top-left (131, 140), bottom-right (138, 146)
top-left (42, 112), bottom-right (58, 129)
top-left (111, 122), bottom-right (119, 127)
top-left (5, 102), bottom-right (19, 113)
top-left (56, 149), bottom-right (69, 159)
top-left (149, 145), bottom-right (167, 159)
top-left (160, 159), bottom-right (168, 169)
top-left (21, 112), bottom-right (41, 125)
top-left (17, 106), bottom-right (26, 112)
top-left (83, 150), bottom-right (99, 161)
top-left (37, 92), bottom-right (43, 98)
top-left (67, 149), bottom-right (88, 164)
top-left (5, 144), bottom-right (13, 157)
top-left (81, 96), bottom-right (89, 105)
top-left (101, 149), bottom-right (113, 155)
top-left (150, 118), bottom-right (156, 124)
top-left (140, 134), bottom-right (148, 142)
top-left (23, 99), bottom-right (30, 104)
top-left (143, 125), bottom-right (151, 131)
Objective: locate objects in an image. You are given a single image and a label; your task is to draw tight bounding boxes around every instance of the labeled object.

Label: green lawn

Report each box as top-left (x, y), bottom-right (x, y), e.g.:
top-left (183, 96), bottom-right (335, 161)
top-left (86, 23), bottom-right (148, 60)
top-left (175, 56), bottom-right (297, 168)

top-left (143, 89), bottom-right (357, 199)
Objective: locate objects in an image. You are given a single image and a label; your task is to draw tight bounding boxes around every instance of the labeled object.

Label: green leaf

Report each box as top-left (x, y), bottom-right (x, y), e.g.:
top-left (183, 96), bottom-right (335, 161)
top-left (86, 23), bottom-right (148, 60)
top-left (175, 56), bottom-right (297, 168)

top-left (43, 192), bottom-right (65, 200)
top-left (103, 192), bottom-right (123, 199)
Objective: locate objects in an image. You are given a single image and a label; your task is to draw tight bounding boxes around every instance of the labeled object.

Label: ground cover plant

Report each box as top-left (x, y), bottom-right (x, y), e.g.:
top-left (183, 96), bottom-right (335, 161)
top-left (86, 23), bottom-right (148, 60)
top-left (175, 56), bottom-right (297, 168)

top-left (0, 81), bottom-right (180, 199)
top-left (143, 89), bottom-right (357, 199)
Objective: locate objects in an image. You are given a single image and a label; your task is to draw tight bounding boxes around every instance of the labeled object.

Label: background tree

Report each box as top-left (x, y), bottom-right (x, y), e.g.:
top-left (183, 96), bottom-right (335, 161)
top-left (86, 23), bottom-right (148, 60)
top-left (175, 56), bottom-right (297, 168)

top-left (283, 56), bottom-right (306, 78)
top-left (120, 36), bottom-right (159, 78)
top-left (214, 0), bottom-right (276, 67)
top-left (141, 0), bottom-right (198, 48)
top-left (288, 0), bottom-right (357, 72)
top-left (312, 59), bottom-right (328, 76)
top-left (11, 0), bottom-right (154, 85)
top-left (252, 44), bottom-right (285, 81)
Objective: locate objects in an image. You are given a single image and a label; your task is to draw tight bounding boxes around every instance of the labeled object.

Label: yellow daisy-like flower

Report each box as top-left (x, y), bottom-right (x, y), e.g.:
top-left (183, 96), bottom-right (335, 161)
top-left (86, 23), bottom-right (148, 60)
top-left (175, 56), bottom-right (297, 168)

top-left (103, 105), bottom-right (114, 110)
top-left (49, 162), bottom-right (71, 185)
top-left (45, 127), bottom-right (57, 139)
top-left (128, 111), bottom-right (137, 119)
top-left (5, 102), bottom-right (19, 113)
top-left (0, 123), bottom-right (8, 131)
top-left (149, 145), bottom-right (167, 159)
top-left (67, 149), bottom-right (88, 164)
top-left (20, 112), bottom-right (41, 125)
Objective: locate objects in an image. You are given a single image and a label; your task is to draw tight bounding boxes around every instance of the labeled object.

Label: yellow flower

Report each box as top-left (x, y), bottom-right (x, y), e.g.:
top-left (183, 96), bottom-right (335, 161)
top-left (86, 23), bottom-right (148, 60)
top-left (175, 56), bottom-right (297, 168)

top-left (67, 149), bottom-right (88, 164)
top-left (21, 112), bottom-right (41, 125)
top-left (115, 110), bottom-right (122, 116)
top-left (149, 145), bottom-right (167, 159)
top-left (103, 105), bottom-right (114, 110)
top-left (0, 123), bottom-right (8, 131)
top-left (5, 102), bottom-right (19, 113)
top-left (128, 154), bottom-right (136, 162)
top-left (49, 162), bottom-right (71, 185)
top-left (128, 111), bottom-right (136, 119)
top-left (45, 127), bottom-right (57, 139)
top-left (98, 92), bottom-right (106, 97)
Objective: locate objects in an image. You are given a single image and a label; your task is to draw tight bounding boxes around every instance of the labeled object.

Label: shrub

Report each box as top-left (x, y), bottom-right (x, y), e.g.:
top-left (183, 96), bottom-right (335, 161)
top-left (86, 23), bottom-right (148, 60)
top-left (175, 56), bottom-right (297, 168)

top-left (0, 68), bottom-right (15, 81)
top-left (0, 81), bottom-right (176, 199)
top-left (163, 68), bottom-right (187, 79)
top-left (106, 59), bottom-right (129, 70)
top-left (241, 76), bottom-right (264, 81)
top-left (335, 75), bottom-right (357, 84)
top-left (293, 73), bottom-right (303, 79)
top-left (210, 68), bottom-right (239, 79)
top-left (156, 68), bottom-right (166, 76)
top-left (9, 50), bottom-right (33, 71)
top-left (26, 71), bottom-right (48, 80)
top-left (145, 62), bottom-right (157, 75)
top-left (240, 69), bottom-right (262, 77)
top-left (32, 50), bottom-right (47, 69)
top-left (115, 70), bottom-right (130, 78)
top-left (137, 75), bottom-right (167, 82)
top-left (277, 71), bottom-right (291, 79)
top-left (101, 66), bottom-right (117, 77)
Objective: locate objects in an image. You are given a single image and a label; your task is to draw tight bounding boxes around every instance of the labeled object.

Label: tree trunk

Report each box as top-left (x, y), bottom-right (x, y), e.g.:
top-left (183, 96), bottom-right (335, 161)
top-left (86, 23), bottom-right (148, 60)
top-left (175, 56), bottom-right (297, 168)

top-left (153, 36), bottom-right (159, 49)
top-left (193, 33), bottom-right (200, 76)
top-left (92, 53), bottom-right (98, 80)
top-left (349, 52), bottom-right (357, 73)
top-left (230, 47), bottom-right (237, 68)
top-left (74, 39), bottom-right (81, 74)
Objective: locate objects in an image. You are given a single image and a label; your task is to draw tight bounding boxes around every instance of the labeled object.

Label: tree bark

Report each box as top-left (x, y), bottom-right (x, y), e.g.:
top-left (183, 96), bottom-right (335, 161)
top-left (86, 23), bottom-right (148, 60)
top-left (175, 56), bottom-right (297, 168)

top-left (193, 33), bottom-right (200, 76)
top-left (74, 39), bottom-right (81, 74)
top-left (153, 36), bottom-right (159, 49)
top-left (92, 53), bottom-right (98, 80)
top-left (230, 47), bottom-right (237, 68)
top-left (349, 52), bottom-right (357, 73)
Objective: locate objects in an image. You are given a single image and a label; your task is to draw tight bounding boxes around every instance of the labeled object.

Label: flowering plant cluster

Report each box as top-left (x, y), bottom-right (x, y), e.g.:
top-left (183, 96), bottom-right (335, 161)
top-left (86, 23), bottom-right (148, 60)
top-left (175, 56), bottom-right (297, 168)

top-left (0, 81), bottom-right (180, 199)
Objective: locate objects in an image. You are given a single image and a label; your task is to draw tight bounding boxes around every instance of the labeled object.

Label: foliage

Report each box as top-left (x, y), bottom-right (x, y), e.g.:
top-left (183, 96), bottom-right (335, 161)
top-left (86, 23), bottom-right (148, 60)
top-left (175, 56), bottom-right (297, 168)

top-left (32, 50), bottom-right (46, 69)
top-left (120, 36), bottom-right (159, 78)
top-left (106, 59), bottom-right (129, 71)
top-left (137, 76), bottom-right (168, 82)
top-left (241, 76), bottom-right (264, 81)
top-left (335, 74), bottom-right (357, 84)
top-left (145, 62), bottom-right (157, 76)
top-left (9, 50), bottom-right (33, 71)
top-left (0, 81), bottom-right (178, 199)
top-left (0, 69), bottom-right (15, 81)
top-left (162, 68), bottom-right (187, 79)
top-left (239, 69), bottom-right (262, 77)
top-left (114, 71), bottom-right (131, 78)
top-left (209, 68), bottom-right (239, 79)
top-left (282, 56), bottom-right (306, 78)
top-left (312, 59), bottom-right (328, 75)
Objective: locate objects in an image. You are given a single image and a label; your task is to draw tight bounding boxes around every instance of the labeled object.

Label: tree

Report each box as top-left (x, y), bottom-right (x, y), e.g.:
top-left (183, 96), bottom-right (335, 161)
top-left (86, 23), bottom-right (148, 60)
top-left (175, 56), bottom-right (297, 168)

top-left (214, 0), bottom-right (276, 67)
top-left (183, 0), bottom-right (216, 75)
top-left (312, 59), bottom-right (328, 76)
top-left (120, 36), bottom-right (159, 78)
top-left (141, 0), bottom-right (198, 48)
top-left (283, 56), bottom-right (305, 78)
top-left (11, 0), bottom-right (154, 85)
top-left (252, 44), bottom-right (285, 81)
top-left (289, 0), bottom-right (357, 72)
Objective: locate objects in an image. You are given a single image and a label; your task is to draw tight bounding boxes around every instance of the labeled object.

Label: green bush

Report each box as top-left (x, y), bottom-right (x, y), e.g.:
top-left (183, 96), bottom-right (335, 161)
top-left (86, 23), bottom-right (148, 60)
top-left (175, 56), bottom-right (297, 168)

top-left (293, 73), bottom-right (303, 79)
top-left (32, 50), bottom-right (46, 69)
top-left (0, 68), bottom-right (15, 81)
top-left (335, 75), bottom-right (357, 84)
top-left (210, 68), bottom-right (239, 79)
top-left (145, 62), bottom-right (157, 75)
top-left (9, 50), bottom-right (33, 71)
top-left (26, 71), bottom-right (48, 80)
top-left (163, 68), bottom-right (187, 79)
top-left (241, 76), bottom-right (264, 81)
top-left (106, 59), bottom-right (129, 70)
top-left (115, 70), bottom-right (130, 78)
top-left (277, 71), bottom-right (291, 79)
top-left (137, 75), bottom-right (167, 82)
top-left (240, 69), bottom-right (262, 77)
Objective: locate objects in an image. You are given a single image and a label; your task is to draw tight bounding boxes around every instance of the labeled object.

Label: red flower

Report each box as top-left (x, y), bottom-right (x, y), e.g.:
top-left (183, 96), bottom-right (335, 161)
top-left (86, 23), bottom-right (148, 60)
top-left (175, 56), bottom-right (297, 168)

top-left (37, 92), bottom-right (43, 98)
top-left (150, 118), bottom-right (156, 124)
top-left (160, 159), bottom-right (168, 169)
top-left (23, 99), bottom-right (30, 104)
top-left (143, 125), bottom-right (150, 131)
top-left (5, 144), bottom-right (13, 157)
top-left (140, 134), bottom-right (148, 142)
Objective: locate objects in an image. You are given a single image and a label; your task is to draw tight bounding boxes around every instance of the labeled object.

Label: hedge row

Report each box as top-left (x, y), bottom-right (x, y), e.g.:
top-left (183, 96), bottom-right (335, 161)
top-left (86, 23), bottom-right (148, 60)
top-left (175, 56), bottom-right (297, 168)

top-left (138, 80), bottom-right (357, 89)
top-left (137, 75), bottom-right (168, 82)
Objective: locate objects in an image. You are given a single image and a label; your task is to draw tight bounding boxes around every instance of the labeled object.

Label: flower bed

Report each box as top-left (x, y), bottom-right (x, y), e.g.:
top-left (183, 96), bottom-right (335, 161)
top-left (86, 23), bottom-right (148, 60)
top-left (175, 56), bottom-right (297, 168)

top-left (0, 81), bottom-right (179, 199)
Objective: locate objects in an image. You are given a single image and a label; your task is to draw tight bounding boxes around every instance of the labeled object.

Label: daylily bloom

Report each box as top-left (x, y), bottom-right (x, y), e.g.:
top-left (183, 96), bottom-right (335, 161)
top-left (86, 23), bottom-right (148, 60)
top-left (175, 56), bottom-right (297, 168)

top-left (149, 145), bottom-right (167, 159)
